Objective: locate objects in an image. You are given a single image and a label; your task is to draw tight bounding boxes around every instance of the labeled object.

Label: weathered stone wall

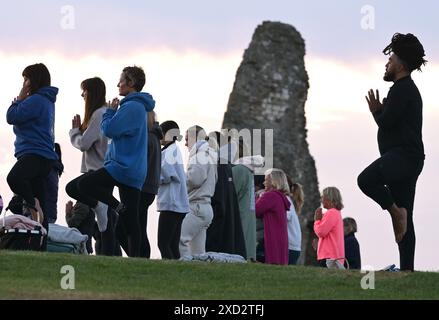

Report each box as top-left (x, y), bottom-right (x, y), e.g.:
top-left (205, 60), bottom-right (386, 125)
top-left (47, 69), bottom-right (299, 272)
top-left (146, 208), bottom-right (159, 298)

top-left (222, 21), bottom-right (320, 265)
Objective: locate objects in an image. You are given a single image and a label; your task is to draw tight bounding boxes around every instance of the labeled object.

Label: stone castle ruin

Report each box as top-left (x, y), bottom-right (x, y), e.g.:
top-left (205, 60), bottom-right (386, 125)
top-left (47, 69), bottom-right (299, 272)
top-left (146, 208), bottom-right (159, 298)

top-left (222, 21), bottom-right (320, 264)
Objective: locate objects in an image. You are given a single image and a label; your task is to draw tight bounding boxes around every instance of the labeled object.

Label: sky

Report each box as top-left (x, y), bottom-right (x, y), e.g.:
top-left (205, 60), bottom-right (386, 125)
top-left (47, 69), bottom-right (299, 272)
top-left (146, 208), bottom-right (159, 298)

top-left (0, 0), bottom-right (438, 271)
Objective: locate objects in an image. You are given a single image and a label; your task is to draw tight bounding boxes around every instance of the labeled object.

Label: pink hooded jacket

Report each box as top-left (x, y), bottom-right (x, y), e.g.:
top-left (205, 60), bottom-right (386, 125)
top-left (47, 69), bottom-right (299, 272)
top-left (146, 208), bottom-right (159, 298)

top-left (314, 208), bottom-right (345, 265)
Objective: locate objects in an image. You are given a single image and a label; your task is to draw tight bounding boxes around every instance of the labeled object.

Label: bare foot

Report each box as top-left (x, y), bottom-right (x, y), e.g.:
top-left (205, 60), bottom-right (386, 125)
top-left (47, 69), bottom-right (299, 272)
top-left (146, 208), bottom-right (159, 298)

top-left (391, 207), bottom-right (407, 243)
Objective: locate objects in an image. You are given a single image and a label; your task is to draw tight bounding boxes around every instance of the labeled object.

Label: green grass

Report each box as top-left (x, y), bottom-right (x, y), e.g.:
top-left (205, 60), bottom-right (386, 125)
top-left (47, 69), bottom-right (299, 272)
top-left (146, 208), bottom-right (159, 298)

top-left (0, 250), bottom-right (438, 299)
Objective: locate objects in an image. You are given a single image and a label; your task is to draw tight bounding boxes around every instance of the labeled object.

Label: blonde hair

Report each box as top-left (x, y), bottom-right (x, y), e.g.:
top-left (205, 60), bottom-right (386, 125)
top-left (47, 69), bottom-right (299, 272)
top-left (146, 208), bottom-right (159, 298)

top-left (343, 217), bottom-right (357, 235)
top-left (322, 187), bottom-right (344, 210)
top-left (286, 175), bottom-right (304, 214)
top-left (265, 168), bottom-right (290, 194)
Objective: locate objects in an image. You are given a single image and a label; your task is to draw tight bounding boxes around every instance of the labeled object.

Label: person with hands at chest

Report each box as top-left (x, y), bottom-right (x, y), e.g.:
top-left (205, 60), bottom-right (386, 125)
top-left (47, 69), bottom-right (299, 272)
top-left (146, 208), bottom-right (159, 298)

top-left (313, 187), bottom-right (345, 269)
top-left (78, 66), bottom-right (155, 257)
top-left (358, 33), bottom-right (426, 271)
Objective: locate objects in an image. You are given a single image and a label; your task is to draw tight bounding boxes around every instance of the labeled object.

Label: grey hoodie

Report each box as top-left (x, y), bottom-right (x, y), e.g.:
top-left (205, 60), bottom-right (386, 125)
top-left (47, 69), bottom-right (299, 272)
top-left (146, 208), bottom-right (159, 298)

top-left (69, 106), bottom-right (108, 173)
top-left (187, 140), bottom-right (218, 203)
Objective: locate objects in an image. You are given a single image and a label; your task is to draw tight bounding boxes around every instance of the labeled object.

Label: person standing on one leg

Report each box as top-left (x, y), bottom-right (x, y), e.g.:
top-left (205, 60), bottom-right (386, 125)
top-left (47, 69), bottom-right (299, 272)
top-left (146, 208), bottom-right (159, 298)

top-left (6, 63), bottom-right (59, 248)
top-left (357, 33), bottom-right (427, 271)
top-left (79, 66), bottom-right (155, 257)
top-left (65, 77), bottom-right (119, 255)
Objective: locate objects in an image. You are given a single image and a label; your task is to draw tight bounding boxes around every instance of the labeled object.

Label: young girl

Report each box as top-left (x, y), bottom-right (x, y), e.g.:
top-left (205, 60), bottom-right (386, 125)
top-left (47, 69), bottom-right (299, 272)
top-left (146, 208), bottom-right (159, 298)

top-left (344, 217), bottom-right (361, 269)
top-left (7, 63), bottom-right (59, 237)
top-left (286, 175), bottom-right (304, 265)
top-left (157, 121), bottom-right (189, 259)
top-left (68, 77), bottom-right (108, 174)
top-left (65, 77), bottom-right (114, 254)
top-left (255, 169), bottom-right (290, 265)
top-left (313, 187), bottom-right (345, 268)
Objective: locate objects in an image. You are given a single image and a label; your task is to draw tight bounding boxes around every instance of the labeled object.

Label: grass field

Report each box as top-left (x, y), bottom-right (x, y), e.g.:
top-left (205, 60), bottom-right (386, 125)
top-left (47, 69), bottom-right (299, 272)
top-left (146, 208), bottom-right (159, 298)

top-left (0, 250), bottom-right (438, 300)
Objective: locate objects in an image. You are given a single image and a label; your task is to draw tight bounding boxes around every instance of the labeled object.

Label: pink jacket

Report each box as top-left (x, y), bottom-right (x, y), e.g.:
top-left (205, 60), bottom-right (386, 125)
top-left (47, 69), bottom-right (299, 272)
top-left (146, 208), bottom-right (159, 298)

top-left (256, 190), bottom-right (290, 265)
top-left (313, 208), bottom-right (344, 264)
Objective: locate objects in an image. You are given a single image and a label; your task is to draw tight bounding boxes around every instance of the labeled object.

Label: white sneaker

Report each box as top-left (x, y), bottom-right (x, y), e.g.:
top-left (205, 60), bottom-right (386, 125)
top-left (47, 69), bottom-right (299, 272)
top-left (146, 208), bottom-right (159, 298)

top-left (93, 201), bottom-right (108, 232)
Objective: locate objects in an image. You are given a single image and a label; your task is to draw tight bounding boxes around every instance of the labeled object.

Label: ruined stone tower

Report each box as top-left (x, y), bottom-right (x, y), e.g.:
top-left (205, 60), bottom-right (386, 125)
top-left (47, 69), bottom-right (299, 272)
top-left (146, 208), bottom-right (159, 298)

top-left (222, 21), bottom-right (320, 265)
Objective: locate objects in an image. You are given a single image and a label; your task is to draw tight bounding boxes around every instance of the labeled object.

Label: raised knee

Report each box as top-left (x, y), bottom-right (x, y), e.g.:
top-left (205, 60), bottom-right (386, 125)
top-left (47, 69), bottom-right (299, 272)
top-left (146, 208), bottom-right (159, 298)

top-left (6, 172), bottom-right (18, 189)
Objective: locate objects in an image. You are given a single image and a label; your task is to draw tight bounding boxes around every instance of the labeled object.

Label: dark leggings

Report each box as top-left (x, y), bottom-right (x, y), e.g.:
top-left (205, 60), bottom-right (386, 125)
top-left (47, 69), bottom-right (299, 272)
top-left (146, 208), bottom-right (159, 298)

top-left (357, 150), bottom-right (424, 271)
top-left (66, 172), bottom-right (98, 208)
top-left (138, 192), bottom-right (155, 258)
top-left (288, 250), bottom-right (301, 265)
top-left (7, 154), bottom-right (52, 210)
top-left (158, 211), bottom-right (186, 259)
top-left (67, 172), bottom-right (119, 256)
top-left (7, 154), bottom-right (52, 248)
top-left (99, 209), bottom-right (121, 256)
top-left (116, 192), bottom-right (155, 258)
top-left (77, 168), bottom-right (141, 257)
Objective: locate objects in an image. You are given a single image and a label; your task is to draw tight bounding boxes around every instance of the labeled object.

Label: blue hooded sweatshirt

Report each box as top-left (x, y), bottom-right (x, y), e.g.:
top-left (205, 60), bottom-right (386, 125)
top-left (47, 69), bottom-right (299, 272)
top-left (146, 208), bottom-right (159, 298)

top-left (102, 92), bottom-right (155, 190)
top-left (6, 86), bottom-right (59, 160)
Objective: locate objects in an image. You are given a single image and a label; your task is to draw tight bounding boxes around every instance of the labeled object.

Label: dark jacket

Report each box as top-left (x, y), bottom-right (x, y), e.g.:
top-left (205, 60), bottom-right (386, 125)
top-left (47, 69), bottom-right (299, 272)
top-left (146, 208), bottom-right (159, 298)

top-left (142, 121), bottom-right (163, 194)
top-left (206, 162), bottom-right (247, 259)
top-left (344, 233), bottom-right (361, 269)
top-left (44, 160), bottom-right (64, 223)
top-left (373, 76), bottom-right (424, 159)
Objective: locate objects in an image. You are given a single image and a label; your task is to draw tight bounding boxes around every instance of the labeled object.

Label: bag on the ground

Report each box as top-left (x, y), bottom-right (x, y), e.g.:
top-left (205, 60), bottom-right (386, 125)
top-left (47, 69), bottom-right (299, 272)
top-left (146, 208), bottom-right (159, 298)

top-left (0, 208), bottom-right (45, 251)
top-left (0, 227), bottom-right (44, 251)
top-left (47, 240), bottom-right (76, 253)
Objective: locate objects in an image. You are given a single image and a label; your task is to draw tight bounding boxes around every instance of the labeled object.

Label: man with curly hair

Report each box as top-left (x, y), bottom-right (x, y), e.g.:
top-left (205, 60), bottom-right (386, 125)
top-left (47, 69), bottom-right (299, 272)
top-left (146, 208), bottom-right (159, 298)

top-left (358, 33), bottom-right (427, 271)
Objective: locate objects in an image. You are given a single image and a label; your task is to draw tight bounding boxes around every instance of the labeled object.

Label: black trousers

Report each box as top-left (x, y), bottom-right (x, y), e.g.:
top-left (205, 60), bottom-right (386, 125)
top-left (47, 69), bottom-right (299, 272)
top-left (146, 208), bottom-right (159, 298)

top-left (138, 192), bottom-right (155, 258)
top-left (66, 172), bottom-right (98, 208)
top-left (158, 211), bottom-right (186, 259)
top-left (357, 149), bottom-right (424, 271)
top-left (7, 154), bottom-right (52, 248)
top-left (99, 208), bottom-right (122, 256)
top-left (116, 192), bottom-right (155, 258)
top-left (77, 168), bottom-right (141, 257)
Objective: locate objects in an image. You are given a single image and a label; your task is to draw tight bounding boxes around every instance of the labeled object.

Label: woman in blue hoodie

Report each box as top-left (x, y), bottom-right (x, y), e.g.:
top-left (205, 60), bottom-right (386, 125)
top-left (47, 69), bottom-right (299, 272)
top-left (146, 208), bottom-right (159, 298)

top-left (79, 66), bottom-right (155, 257)
top-left (6, 63), bottom-right (58, 238)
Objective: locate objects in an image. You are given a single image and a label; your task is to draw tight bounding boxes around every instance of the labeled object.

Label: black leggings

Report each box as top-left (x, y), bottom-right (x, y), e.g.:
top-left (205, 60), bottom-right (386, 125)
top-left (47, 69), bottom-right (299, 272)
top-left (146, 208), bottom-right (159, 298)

top-left (138, 192), bottom-right (155, 258)
top-left (116, 192), bottom-right (155, 258)
top-left (357, 150), bottom-right (424, 271)
top-left (66, 172), bottom-right (99, 208)
top-left (77, 168), bottom-right (141, 257)
top-left (158, 211), bottom-right (186, 259)
top-left (7, 154), bottom-right (52, 238)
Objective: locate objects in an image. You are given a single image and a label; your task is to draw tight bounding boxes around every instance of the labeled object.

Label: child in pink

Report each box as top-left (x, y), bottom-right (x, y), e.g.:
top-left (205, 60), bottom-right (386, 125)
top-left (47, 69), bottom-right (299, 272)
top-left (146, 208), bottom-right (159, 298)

top-left (313, 187), bottom-right (345, 268)
top-left (256, 169), bottom-right (290, 265)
